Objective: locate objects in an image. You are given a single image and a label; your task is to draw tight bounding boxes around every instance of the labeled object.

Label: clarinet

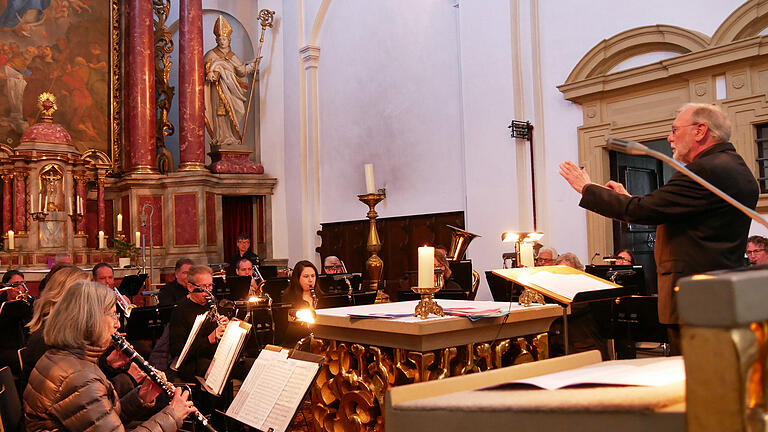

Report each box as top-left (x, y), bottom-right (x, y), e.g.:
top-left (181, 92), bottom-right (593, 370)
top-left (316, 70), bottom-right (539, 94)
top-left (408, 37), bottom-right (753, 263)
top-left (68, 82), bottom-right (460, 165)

top-left (203, 289), bottom-right (222, 323)
top-left (110, 334), bottom-right (218, 432)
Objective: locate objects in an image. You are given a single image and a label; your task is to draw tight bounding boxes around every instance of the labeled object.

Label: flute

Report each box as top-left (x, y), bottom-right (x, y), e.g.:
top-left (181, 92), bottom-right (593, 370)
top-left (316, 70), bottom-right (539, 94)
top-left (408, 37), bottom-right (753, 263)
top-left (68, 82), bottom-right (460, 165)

top-left (110, 333), bottom-right (218, 432)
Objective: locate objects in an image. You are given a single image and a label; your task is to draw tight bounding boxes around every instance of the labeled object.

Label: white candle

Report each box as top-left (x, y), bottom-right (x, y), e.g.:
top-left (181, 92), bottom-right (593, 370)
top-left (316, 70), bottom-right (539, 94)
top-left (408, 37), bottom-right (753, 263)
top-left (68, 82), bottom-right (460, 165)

top-left (98, 231), bottom-right (105, 249)
top-left (37, 194), bottom-right (41, 213)
top-left (135, 231), bottom-right (141, 246)
top-left (418, 246), bottom-right (434, 288)
top-left (117, 214), bottom-right (123, 232)
top-left (68, 197), bottom-right (72, 214)
top-left (364, 163), bottom-right (375, 194)
top-left (520, 242), bottom-right (535, 267)
top-left (78, 197), bottom-right (83, 214)
top-left (7, 230), bottom-right (13, 250)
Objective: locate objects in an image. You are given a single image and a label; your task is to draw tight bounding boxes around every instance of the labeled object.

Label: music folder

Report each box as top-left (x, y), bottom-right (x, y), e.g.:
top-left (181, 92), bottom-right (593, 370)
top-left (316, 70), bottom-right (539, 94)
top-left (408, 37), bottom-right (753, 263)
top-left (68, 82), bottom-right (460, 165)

top-left (171, 313), bottom-right (208, 371)
top-left (492, 265), bottom-right (633, 305)
top-left (226, 345), bottom-right (323, 432)
top-left (199, 318), bottom-right (252, 396)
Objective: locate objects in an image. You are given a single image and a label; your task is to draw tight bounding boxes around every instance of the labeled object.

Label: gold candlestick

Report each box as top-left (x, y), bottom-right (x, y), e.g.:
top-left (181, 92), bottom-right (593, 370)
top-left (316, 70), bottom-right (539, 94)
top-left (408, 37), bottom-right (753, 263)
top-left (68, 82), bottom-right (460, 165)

top-left (358, 191), bottom-right (386, 293)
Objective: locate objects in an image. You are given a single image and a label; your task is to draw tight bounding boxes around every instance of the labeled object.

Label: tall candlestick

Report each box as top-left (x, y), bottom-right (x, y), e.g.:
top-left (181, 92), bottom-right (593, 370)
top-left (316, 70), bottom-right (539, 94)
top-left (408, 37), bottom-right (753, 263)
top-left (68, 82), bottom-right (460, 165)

top-left (117, 214), bottom-right (123, 232)
top-left (98, 231), bottom-right (105, 249)
top-left (7, 230), bottom-right (14, 250)
top-left (135, 231), bottom-right (141, 246)
top-left (418, 246), bottom-right (434, 288)
top-left (364, 163), bottom-right (375, 194)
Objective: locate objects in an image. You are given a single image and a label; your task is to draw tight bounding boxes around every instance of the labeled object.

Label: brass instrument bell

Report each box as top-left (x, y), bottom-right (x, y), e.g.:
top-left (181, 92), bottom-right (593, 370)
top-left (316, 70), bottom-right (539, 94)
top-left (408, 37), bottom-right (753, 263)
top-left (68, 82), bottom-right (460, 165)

top-left (446, 225), bottom-right (480, 260)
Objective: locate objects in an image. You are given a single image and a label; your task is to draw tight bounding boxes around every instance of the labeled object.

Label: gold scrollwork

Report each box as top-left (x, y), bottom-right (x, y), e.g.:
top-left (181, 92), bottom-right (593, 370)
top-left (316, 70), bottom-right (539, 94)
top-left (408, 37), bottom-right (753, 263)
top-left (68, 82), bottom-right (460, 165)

top-left (152, 0), bottom-right (175, 161)
top-left (512, 337), bottom-right (535, 365)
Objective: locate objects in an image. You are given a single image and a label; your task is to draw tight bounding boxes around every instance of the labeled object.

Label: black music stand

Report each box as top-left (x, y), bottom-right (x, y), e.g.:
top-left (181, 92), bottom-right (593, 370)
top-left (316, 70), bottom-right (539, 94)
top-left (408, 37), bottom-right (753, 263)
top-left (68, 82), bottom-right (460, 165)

top-left (124, 305), bottom-right (176, 342)
top-left (213, 276), bottom-right (251, 301)
top-left (118, 274), bottom-right (148, 298)
top-left (262, 277), bottom-right (290, 303)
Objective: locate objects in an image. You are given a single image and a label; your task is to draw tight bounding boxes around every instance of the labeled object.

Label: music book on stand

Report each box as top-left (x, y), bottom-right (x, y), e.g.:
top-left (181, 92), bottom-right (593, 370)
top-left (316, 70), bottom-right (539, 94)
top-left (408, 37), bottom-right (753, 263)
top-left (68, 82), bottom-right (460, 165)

top-left (492, 265), bottom-right (633, 305)
top-left (170, 313), bottom-right (208, 371)
top-left (226, 345), bottom-right (324, 432)
top-left (199, 319), bottom-right (252, 396)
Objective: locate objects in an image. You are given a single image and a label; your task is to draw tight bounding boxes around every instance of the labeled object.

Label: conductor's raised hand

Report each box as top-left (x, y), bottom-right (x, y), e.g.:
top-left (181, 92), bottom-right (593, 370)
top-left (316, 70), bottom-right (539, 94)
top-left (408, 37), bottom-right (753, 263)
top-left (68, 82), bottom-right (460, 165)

top-left (559, 161), bottom-right (592, 194)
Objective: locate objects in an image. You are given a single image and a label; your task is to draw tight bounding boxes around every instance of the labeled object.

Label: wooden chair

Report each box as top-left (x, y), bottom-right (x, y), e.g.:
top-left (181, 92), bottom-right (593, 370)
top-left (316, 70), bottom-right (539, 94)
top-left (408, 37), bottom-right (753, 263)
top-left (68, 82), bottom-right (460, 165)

top-left (0, 366), bottom-right (21, 432)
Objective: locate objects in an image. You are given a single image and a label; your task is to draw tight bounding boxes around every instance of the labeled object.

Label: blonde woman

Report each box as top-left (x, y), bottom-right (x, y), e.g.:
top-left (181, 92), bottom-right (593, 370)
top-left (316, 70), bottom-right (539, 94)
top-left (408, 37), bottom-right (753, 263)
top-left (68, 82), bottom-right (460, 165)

top-left (24, 280), bottom-right (194, 431)
top-left (23, 266), bottom-right (90, 378)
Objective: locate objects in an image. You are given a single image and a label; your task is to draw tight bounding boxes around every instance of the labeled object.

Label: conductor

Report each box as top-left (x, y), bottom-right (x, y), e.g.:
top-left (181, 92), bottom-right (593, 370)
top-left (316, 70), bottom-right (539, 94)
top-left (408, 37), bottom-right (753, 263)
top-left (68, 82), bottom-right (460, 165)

top-left (559, 103), bottom-right (759, 354)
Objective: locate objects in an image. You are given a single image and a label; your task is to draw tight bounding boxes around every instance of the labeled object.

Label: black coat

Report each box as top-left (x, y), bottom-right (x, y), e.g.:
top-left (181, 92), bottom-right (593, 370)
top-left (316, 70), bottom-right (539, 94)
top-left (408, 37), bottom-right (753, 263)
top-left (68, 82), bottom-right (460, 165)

top-left (580, 142), bottom-right (759, 323)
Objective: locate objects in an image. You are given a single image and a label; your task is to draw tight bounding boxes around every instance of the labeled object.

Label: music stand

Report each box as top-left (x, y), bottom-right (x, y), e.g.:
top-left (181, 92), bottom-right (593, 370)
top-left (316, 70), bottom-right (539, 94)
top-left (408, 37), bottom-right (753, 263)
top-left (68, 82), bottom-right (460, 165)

top-left (213, 276), bottom-right (251, 301)
top-left (262, 277), bottom-right (290, 303)
top-left (118, 274), bottom-right (148, 298)
top-left (124, 305), bottom-right (176, 342)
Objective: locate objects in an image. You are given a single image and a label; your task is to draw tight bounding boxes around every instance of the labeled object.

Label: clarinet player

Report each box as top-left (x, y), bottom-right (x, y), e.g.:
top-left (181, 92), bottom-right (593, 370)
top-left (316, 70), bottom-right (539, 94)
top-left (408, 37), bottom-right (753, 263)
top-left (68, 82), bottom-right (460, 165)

top-left (24, 280), bottom-right (195, 431)
top-left (168, 265), bottom-right (229, 382)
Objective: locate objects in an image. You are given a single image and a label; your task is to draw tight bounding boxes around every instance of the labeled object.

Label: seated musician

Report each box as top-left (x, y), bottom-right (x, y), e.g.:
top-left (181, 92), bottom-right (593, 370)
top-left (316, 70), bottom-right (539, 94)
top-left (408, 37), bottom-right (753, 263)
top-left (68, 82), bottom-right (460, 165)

top-left (282, 260), bottom-right (318, 309)
top-left (615, 249), bottom-right (635, 265)
top-left (92, 262), bottom-right (115, 288)
top-left (23, 280), bottom-right (194, 431)
top-left (0, 270), bottom-right (29, 376)
top-left (535, 246), bottom-right (558, 266)
top-left (168, 265), bottom-right (229, 382)
top-left (158, 258), bottom-right (194, 307)
top-left (235, 257), bottom-right (260, 296)
top-left (229, 233), bottom-right (260, 275)
top-left (323, 255), bottom-right (344, 274)
top-left (746, 235), bottom-right (768, 266)
top-left (434, 249), bottom-right (462, 291)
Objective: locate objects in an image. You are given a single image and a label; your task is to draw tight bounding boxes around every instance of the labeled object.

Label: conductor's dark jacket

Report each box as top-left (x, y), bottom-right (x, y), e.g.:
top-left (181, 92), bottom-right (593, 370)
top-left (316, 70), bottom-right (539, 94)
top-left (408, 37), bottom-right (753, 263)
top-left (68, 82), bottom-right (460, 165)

top-left (579, 142), bottom-right (758, 323)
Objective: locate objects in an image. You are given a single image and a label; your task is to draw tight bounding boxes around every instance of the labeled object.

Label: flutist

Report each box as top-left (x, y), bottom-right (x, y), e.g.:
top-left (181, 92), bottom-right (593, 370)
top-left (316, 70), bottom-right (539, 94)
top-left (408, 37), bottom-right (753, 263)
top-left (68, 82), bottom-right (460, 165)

top-left (23, 280), bottom-right (196, 431)
top-left (168, 265), bottom-right (229, 382)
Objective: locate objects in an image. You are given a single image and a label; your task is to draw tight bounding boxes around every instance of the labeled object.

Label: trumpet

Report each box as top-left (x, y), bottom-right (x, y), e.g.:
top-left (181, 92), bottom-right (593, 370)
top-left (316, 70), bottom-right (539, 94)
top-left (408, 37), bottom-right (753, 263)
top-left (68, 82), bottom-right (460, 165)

top-left (112, 287), bottom-right (136, 318)
top-left (251, 265), bottom-right (266, 296)
top-left (0, 281), bottom-right (30, 303)
top-left (111, 333), bottom-right (217, 432)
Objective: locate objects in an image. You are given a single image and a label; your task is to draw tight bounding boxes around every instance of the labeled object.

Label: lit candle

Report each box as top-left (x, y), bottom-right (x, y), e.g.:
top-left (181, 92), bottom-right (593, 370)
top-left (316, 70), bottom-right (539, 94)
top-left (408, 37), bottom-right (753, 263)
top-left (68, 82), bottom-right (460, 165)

top-left (364, 163), bottom-right (375, 194)
top-left (418, 246), bottom-right (434, 288)
top-left (520, 242), bottom-right (535, 267)
top-left (117, 213), bottom-right (123, 232)
top-left (98, 231), bottom-right (105, 249)
top-left (135, 231), bottom-right (141, 246)
top-left (7, 230), bottom-right (14, 250)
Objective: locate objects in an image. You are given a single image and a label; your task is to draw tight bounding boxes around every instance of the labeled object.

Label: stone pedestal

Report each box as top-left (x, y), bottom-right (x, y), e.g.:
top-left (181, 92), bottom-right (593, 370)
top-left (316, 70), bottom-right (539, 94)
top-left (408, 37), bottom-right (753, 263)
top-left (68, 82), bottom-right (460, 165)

top-left (209, 146), bottom-right (264, 174)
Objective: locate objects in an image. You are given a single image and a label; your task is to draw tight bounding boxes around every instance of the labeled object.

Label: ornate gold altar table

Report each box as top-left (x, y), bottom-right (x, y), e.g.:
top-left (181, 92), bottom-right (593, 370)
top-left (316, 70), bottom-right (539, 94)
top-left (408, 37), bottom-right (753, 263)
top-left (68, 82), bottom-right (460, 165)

top-left (308, 300), bottom-right (562, 432)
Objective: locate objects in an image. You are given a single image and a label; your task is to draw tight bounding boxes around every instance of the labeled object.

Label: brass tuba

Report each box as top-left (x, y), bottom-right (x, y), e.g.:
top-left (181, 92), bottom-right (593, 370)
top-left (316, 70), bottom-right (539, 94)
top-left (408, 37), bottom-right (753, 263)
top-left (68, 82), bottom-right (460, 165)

top-left (445, 225), bottom-right (481, 296)
top-left (446, 225), bottom-right (480, 260)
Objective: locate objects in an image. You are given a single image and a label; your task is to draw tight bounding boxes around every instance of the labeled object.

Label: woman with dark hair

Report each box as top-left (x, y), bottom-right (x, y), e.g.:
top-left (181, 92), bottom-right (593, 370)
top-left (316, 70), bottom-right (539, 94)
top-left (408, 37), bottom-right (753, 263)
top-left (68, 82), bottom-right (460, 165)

top-left (23, 280), bottom-right (194, 431)
top-left (0, 269), bottom-right (28, 376)
top-left (1, 269), bottom-right (26, 303)
top-left (615, 249), bottom-right (635, 265)
top-left (283, 260), bottom-right (318, 309)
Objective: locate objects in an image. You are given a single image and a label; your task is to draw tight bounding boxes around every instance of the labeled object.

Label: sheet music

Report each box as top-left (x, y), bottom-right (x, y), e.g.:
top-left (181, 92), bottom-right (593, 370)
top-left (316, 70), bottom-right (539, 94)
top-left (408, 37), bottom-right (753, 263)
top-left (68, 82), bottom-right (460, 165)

top-left (526, 271), bottom-right (614, 302)
top-left (496, 357), bottom-right (684, 390)
top-left (204, 320), bottom-right (250, 395)
top-left (171, 313), bottom-right (207, 371)
top-left (227, 348), bottom-right (320, 432)
top-left (263, 361), bottom-right (319, 432)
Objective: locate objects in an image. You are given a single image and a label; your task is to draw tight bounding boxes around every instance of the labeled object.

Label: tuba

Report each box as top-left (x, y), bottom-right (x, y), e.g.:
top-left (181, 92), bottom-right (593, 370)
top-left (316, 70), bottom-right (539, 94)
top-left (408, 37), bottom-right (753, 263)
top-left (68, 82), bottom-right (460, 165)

top-left (445, 225), bottom-right (481, 296)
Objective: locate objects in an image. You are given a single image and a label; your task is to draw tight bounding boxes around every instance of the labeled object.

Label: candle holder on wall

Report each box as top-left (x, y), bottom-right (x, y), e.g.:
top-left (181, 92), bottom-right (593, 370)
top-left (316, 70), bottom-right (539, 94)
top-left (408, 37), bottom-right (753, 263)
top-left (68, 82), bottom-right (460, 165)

top-left (31, 210), bottom-right (48, 222)
top-left (69, 212), bottom-right (84, 234)
top-left (358, 191), bottom-right (386, 295)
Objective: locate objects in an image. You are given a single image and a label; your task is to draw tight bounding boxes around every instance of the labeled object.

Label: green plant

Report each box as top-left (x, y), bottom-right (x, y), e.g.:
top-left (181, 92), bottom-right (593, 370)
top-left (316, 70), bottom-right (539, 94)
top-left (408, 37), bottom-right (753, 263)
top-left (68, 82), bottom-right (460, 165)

top-left (112, 237), bottom-right (139, 261)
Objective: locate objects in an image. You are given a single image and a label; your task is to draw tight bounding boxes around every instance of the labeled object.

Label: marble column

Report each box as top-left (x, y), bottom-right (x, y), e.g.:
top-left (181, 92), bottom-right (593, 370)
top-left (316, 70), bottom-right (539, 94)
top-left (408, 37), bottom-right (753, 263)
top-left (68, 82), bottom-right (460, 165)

top-left (177, 0), bottom-right (206, 171)
top-left (124, 0), bottom-right (157, 173)
top-left (97, 177), bottom-right (105, 232)
top-left (2, 173), bottom-right (12, 234)
top-left (13, 171), bottom-right (27, 233)
top-left (74, 173), bottom-right (87, 234)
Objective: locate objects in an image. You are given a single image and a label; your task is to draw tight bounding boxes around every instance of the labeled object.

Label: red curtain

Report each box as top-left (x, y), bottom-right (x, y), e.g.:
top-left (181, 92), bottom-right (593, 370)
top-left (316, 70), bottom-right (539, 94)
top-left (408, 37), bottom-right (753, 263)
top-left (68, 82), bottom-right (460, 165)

top-left (222, 196), bottom-right (252, 263)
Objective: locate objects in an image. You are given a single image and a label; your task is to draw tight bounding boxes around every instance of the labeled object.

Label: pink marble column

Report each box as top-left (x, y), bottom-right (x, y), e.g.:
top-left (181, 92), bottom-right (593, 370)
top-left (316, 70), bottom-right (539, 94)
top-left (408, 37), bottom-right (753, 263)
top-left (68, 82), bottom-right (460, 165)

top-left (13, 171), bottom-right (26, 233)
top-left (2, 173), bottom-right (12, 234)
top-left (177, 0), bottom-right (206, 171)
top-left (124, 0), bottom-right (157, 173)
top-left (97, 177), bottom-right (105, 232)
top-left (74, 173), bottom-right (87, 234)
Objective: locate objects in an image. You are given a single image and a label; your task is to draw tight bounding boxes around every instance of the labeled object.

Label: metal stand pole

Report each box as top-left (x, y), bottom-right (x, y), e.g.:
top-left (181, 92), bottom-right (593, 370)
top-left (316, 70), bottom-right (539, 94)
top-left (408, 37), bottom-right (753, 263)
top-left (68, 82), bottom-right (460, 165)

top-left (562, 305), bottom-right (570, 355)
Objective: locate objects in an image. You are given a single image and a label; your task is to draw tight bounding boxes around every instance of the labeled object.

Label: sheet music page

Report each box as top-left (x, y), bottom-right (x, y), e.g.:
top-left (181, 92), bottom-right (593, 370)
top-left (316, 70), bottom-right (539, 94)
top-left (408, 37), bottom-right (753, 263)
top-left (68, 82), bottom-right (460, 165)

top-left (172, 313), bottom-right (207, 370)
top-left (205, 320), bottom-right (249, 395)
top-left (226, 351), bottom-right (296, 430)
top-left (526, 271), bottom-right (615, 301)
top-left (262, 360), bottom-right (320, 432)
top-left (503, 357), bottom-right (685, 390)
top-left (227, 349), bottom-right (288, 415)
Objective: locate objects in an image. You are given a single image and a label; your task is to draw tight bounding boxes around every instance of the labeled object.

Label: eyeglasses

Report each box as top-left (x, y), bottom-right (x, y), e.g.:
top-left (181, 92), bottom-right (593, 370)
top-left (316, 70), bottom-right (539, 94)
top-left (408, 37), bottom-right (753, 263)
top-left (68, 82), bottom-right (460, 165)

top-left (746, 249), bottom-right (766, 255)
top-left (670, 123), bottom-right (700, 135)
top-left (106, 312), bottom-right (120, 321)
top-left (190, 282), bottom-right (214, 290)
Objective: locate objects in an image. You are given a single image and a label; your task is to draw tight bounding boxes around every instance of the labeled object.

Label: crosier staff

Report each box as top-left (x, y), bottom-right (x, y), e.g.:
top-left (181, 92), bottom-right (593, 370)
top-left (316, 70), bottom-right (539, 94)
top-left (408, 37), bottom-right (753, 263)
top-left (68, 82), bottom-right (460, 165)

top-left (240, 9), bottom-right (275, 146)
